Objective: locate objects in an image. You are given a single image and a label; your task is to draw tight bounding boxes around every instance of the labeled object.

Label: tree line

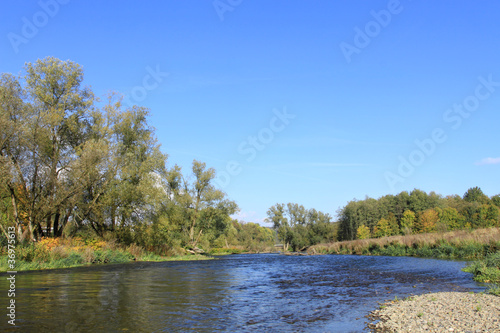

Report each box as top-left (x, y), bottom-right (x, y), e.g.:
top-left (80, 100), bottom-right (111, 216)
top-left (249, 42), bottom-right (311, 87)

top-left (0, 57), bottom-right (273, 254)
top-left (337, 187), bottom-right (500, 241)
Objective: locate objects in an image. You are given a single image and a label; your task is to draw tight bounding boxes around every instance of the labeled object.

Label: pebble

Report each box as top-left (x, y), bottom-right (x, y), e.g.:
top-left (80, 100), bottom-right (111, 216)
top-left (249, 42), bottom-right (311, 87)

top-left (367, 292), bottom-right (500, 332)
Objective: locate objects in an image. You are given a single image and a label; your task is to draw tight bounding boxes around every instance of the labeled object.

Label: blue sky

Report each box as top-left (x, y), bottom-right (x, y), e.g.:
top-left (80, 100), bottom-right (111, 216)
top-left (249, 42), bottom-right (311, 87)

top-left (1, 0), bottom-right (499, 225)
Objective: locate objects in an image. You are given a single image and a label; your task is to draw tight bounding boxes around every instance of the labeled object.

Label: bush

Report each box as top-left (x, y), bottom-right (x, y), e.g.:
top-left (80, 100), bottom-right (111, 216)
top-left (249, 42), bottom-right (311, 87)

top-left (57, 253), bottom-right (84, 267)
top-left (16, 244), bottom-right (37, 261)
top-left (435, 244), bottom-right (456, 259)
top-left (415, 246), bottom-right (433, 257)
top-left (382, 245), bottom-right (407, 257)
top-left (463, 251), bottom-right (500, 284)
top-left (484, 251), bottom-right (500, 268)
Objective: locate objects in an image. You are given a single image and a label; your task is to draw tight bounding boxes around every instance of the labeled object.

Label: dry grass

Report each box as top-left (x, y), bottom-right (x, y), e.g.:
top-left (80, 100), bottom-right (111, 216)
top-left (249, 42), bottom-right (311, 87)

top-left (308, 227), bottom-right (500, 257)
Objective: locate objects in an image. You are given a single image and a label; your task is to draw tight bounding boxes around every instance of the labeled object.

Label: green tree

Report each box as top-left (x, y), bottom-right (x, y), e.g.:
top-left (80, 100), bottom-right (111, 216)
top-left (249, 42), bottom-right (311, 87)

top-left (0, 58), bottom-right (94, 241)
top-left (373, 218), bottom-right (391, 238)
top-left (72, 93), bottom-right (168, 239)
top-left (491, 194), bottom-right (500, 208)
top-left (356, 224), bottom-right (370, 239)
top-left (463, 187), bottom-right (490, 204)
top-left (386, 212), bottom-right (399, 235)
top-left (400, 209), bottom-right (415, 235)
top-left (415, 208), bottom-right (438, 233)
top-left (435, 207), bottom-right (462, 231)
top-left (267, 203), bottom-right (290, 250)
top-left (168, 160), bottom-right (238, 249)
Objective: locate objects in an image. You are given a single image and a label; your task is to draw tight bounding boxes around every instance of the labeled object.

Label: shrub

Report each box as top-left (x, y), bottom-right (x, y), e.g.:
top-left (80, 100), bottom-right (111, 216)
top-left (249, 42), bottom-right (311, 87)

top-left (463, 251), bottom-right (500, 284)
top-left (57, 253), bottom-right (84, 267)
top-left (415, 246), bottom-right (433, 258)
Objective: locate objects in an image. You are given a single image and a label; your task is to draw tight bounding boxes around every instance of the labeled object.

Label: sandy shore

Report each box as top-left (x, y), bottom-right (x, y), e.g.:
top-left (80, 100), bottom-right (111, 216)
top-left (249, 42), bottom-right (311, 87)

top-left (368, 292), bottom-right (500, 332)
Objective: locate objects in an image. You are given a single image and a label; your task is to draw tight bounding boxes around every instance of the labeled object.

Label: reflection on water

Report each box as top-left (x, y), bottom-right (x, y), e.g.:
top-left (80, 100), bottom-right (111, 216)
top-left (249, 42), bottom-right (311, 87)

top-left (0, 254), bottom-right (484, 332)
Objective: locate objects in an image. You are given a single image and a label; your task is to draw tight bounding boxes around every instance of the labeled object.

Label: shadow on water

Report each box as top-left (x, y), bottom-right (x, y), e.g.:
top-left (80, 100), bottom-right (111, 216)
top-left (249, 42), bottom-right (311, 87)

top-left (0, 254), bottom-right (485, 332)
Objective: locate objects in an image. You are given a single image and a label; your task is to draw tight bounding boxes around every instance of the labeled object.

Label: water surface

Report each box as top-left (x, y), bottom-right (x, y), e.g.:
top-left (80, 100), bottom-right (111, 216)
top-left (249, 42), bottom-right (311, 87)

top-left (0, 254), bottom-right (484, 332)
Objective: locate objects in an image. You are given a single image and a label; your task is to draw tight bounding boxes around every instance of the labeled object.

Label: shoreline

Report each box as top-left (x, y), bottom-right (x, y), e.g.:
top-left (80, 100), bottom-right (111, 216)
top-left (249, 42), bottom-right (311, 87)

top-left (367, 291), bottom-right (500, 332)
top-left (0, 253), bottom-right (214, 273)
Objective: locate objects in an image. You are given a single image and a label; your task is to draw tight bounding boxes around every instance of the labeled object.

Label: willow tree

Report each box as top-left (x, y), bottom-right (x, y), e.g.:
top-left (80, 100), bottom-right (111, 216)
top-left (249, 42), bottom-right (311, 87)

top-left (165, 160), bottom-right (238, 249)
top-left (0, 58), bottom-right (169, 241)
top-left (0, 58), bottom-right (94, 241)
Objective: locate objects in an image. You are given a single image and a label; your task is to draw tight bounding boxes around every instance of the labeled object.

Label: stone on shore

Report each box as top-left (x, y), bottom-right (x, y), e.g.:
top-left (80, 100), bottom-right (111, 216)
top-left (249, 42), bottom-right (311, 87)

top-left (368, 292), bottom-right (500, 332)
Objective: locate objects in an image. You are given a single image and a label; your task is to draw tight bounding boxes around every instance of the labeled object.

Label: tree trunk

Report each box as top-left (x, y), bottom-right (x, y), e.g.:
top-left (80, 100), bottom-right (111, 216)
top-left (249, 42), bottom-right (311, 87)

top-left (52, 211), bottom-right (60, 237)
top-left (8, 185), bottom-right (23, 241)
top-left (28, 216), bottom-right (36, 242)
top-left (54, 207), bottom-right (72, 237)
top-left (110, 206), bottom-right (116, 231)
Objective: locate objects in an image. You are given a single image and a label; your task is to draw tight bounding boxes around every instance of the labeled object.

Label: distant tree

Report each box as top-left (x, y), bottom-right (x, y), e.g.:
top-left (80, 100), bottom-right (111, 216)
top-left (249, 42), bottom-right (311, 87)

top-left (356, 224), bottom-right (370, 240)
top-left (400, 210), bottom-right (415, 235)
top-left (416, 208), bottom-right (438, 233)
top-left (177, 160), bottom-right (238, 248)
top-left (287, 203), bottom-right (307, 227)
top-left (463, 187), bottom-right (490, 204)
top-left (267, 203), bottom-right (290, 250)
top-left (386, 212), bottom-right (399, 235)
top-left (337, 200), bottom-right (360, 241)
top-left (490, 194), bottom-right (500, 208)
top-left (409, 189), bottom-right (431, 212)
top-left (435, 207), bottom-right (462, 231)
top-left (268, 203), bottom-right (334, 250)
top-left (373, 218), bottom-right (391, 238)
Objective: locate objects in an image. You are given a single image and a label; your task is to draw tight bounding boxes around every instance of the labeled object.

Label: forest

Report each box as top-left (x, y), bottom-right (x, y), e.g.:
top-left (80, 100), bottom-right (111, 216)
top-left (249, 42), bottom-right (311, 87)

top-left (336, 187), bottom-right (500, 241)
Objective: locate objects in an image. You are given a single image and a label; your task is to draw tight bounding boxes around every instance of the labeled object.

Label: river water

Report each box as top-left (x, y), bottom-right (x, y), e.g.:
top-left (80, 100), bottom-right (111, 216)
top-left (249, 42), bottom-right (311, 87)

top-left (0, 254), bottom-right (484, 332)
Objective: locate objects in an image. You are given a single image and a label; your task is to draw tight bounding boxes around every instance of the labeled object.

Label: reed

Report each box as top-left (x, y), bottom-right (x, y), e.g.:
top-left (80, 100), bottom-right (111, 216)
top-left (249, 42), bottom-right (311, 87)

top-left (308, 227), bottom-right (500, 260)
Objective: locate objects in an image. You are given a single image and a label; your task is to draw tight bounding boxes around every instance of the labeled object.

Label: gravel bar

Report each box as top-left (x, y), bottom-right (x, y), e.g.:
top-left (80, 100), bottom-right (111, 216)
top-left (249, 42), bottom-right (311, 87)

top-left (368, 292), bottom-right (500, 332)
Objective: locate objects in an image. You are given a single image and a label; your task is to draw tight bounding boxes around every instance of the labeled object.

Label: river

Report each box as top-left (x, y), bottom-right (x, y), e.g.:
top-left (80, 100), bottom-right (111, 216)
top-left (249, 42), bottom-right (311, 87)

top-left (0, 254), bottom-right (484, 332)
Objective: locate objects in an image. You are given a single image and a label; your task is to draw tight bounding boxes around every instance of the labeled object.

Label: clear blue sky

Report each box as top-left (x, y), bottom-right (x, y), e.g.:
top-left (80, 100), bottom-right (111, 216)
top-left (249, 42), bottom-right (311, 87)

top-left (2, 0), bottom-right (499, 225)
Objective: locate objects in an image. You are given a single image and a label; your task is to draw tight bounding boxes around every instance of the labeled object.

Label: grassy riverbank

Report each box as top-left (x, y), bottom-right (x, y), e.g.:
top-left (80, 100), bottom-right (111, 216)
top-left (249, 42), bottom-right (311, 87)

top-left (0, 237), bottom-right (211, 272)
top-left (308, 227), bottom-right (500, 260)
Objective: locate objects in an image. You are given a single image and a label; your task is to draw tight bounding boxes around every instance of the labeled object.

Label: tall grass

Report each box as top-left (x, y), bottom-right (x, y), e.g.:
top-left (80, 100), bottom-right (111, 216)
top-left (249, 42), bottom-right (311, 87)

top-left (308, 227), bottom-right (500, 260)
top-left (0, 237), bottom-right (212, 272)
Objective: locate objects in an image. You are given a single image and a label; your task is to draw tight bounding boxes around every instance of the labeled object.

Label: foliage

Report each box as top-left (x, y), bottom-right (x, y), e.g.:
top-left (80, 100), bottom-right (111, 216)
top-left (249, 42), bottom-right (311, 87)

top-left (356, 225), bottom-right (370, 240)
top-left (463, 251), bottom-right (500, 295)
top-left (267, 203), bottom-right (335, 251)
top-left (0, 58), bottom-right (244, 258)
top-left (416, 209), bottom-right (438, 233)
top-left (373, 218), bottom-right (392, 238)
top-left (400, 210), bottom-right (415, 235)
top-left (337, 188), bottom-right (500, 241)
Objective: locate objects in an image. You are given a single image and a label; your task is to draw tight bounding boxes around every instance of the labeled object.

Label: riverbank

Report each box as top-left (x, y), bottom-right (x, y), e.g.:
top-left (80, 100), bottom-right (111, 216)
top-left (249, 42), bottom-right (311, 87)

top-left (0, 237), bottom-right (213, 272)
top-left (368, 291), bottom-right (500, 332)
top-left (308, 227), bottom-right (500, 260)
